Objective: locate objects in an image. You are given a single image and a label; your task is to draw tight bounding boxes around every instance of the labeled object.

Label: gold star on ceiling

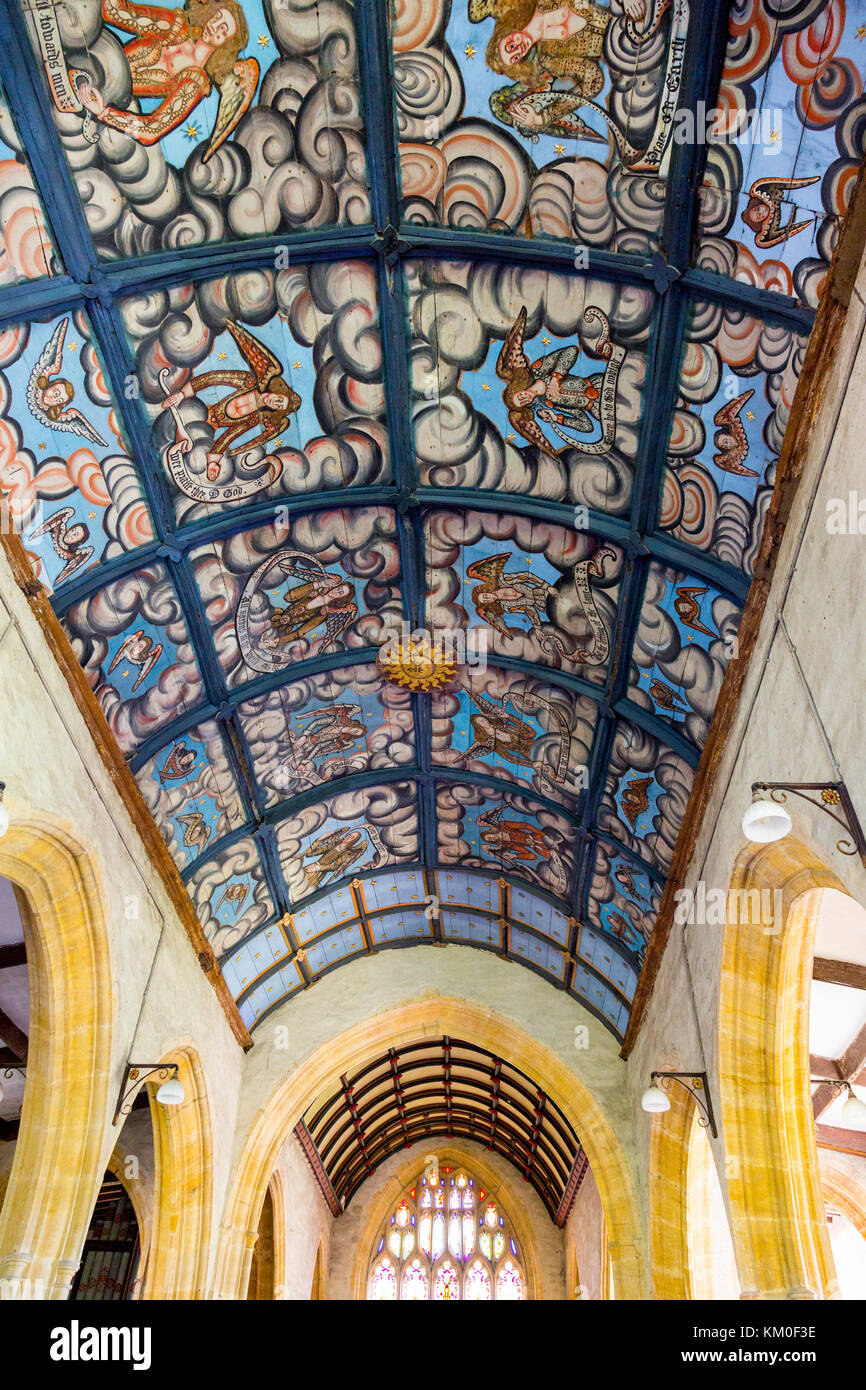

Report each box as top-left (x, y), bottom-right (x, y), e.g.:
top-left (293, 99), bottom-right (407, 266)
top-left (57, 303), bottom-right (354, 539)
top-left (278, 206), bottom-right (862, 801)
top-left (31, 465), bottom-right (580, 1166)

top-left (258, 33), bottom-right (270, 46)
top-left (554, 144), bottom-right (565, 155)
top-left (68, 342), bottom-right (77, 351)
top-left (542, 336), bottom-right (550, 345)
top-left (507, 432), bottom-right (515, 440)
top-left (218, 351), bottom-right (227, 360)
top-left (481, 383), bottom-right (490, 391)
top-left (293, 360), bottom-right (301, 369)
top-left (746, 410), bottom-right (755, 420)
top-left (857, 23), bottom-right (865, 38)
top-left (274, 438), bottom-right (283, 447)
top-left (769, 129), bottom-right (780, 143)
top-left (464, 43), bottom-right (475, 57)
top-left (184, 122), bottom-right (199, 140)
top-left (88, 511), bottom-right (95, 519)
top-left (38, 441), bottom-right (46, 450)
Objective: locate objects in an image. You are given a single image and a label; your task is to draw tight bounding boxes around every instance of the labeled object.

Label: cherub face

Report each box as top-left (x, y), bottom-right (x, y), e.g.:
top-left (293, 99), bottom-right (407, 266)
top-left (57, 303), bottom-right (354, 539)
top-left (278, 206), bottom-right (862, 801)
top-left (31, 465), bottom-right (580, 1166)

top-left (43, 381), bottom-right (72, 408)
top-left (499, 30), bottom-right (533, 65)
top-left (263, 391), bottom-right (291, 410)
top-left (202, 7), bottom-right (237, 45)
top-left (66, 523), bottom-right (88, 547)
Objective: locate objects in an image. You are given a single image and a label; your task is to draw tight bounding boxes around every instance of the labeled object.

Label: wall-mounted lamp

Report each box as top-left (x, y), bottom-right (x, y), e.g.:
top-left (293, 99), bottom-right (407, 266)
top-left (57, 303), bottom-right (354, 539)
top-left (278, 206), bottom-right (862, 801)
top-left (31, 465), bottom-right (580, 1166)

top-left (742, 782), bottom-right (866, 868)
top-left (113, 1062), bottom-right (183, 1125)
top-left (0, 1062), bottom-right (25, 1104)
top-left (814, 1078), bottom-right (866, 1132)
top-left (0, 783), bottom-right (9, 839)
top-left (641, 1071), bottom-right (718, 1137)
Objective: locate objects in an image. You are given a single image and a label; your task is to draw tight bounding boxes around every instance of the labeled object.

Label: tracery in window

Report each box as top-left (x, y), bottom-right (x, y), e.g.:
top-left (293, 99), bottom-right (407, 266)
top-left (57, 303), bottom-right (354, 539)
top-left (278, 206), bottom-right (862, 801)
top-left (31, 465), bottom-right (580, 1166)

top-left (367, 1165), bottom-right (525, 1301)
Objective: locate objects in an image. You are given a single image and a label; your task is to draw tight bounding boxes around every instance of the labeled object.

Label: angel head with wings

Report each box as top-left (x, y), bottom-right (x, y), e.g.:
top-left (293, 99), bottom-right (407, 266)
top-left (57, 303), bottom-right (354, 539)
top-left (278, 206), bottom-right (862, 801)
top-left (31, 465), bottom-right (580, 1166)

top-left (26, 318), bottom-right (107, 448)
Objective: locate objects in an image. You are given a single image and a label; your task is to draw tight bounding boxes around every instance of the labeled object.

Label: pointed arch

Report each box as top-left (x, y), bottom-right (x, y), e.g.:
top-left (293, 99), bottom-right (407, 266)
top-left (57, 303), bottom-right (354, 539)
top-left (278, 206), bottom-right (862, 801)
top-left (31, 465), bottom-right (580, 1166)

top-left (718, 838), bottom-right (849, 1299)
top-left (213, 997), bottom-right (645, 1300)
top-left (0, 820), bottom-right (112, 1299)
top-left (143, 1046), bottom-right (213, 1300)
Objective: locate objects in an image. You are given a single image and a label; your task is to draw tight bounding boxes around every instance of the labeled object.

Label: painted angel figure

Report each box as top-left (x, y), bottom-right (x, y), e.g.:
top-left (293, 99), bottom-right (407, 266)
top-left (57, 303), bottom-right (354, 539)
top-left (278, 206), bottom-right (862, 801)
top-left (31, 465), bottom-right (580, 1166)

top-left (467, 552), bottom-right (560, 644)
top-left (26, 318), bottom-right (107, 447)
top-left (303, 828), bottom-right (367, 889)
top-left (71, 0), bottom-right (259, 160)
top-left (28, 507), bottom-right (94, 584)
top-left (474, 0), bottom-right (649, 92)
top-left (497, 306), bottom-right (605, 455)
top-left (159, 320), bottom-right (300, 481)
top-left (107, 629), bottom-right (163, 691)
top-left (262, 555), bottom-right (358, 659)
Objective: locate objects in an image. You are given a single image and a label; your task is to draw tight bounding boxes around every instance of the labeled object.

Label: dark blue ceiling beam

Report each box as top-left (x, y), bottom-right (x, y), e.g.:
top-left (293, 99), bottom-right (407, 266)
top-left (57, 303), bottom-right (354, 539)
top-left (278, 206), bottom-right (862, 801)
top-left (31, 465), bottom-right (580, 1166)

top-left (51, 481), bottom-right (751, 618)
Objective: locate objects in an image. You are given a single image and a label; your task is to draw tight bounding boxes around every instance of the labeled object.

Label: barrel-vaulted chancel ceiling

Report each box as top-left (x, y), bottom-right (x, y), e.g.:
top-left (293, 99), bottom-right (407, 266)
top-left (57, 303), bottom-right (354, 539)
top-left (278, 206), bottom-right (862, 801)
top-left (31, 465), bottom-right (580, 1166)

top-left (0, 0), bottom-right (860, 1040)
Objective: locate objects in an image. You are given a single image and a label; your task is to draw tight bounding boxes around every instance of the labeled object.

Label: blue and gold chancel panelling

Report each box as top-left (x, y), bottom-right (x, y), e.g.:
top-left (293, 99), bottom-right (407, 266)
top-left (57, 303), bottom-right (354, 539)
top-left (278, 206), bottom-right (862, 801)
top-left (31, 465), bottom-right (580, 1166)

top-left (1, 0), bottom-right (861, 1041)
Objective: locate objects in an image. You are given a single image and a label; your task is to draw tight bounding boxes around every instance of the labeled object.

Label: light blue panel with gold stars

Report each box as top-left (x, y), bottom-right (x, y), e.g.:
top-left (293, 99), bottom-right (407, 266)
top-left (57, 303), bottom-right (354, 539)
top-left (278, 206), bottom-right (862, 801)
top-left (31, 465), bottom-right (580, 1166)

top-left (358, 869), bottom-right (427, 914)
top-left (222, 921), bottom-right (291, 998)
top-left (239, 963), bottom-right (304, 1030)
top-left (441, 910), bottom-right (500, 949)
top-left (508, 926), bottom-right (566, 982)
top-left (291, 883), bottom-right (358, 945)
top-left (509, 885), bottom-right (569, 945)
top-left (368, 908), bottom-right (433, 944)
top-left (304, 923), bottom-right (366, 974)
top-left (576, 925), bottom-right (638, 1001)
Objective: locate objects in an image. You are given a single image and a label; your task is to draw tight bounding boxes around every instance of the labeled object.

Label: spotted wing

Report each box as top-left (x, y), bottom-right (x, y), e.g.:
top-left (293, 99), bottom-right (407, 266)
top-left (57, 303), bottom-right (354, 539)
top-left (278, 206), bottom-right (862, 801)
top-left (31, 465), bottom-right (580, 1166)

top-left (203, 58), bottom-right (259, 163)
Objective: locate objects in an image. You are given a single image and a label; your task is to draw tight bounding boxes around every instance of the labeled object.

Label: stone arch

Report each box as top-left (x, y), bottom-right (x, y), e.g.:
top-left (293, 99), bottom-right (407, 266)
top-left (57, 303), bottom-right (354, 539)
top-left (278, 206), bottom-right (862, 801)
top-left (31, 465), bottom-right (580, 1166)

top-left (310, 1240), bottom-right (326, 1300)
top-left (348, 1143), bottom-right (548, 1300)
top-left (648, 1078), bottom-right (693, 1299)
top-left (0, 820), bottom-right (112, 1299)
top-left (143, 1046), bottom-right (213, 1300)
top-left (718, 837), bottom-right (852, 1299)
top-left (819, 1157), bottom-right (866, 1246)
top-left (213, 996), bottom-right (644, 1300)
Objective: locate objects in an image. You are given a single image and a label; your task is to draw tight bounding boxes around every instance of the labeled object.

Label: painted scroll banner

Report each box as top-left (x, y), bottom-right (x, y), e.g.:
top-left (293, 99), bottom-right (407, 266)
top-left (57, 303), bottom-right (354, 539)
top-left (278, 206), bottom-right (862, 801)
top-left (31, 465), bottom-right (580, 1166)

top-left (24, 0), bottom-right (82, 113)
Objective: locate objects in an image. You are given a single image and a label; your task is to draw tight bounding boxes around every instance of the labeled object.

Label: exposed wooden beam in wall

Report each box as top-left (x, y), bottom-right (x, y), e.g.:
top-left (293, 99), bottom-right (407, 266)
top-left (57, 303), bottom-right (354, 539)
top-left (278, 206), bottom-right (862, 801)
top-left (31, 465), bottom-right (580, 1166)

top-left (0, 942), bottom-right (26, 968)
top-left (816, 1127), bottom-right (866, 1158)
top-left (0, 530), bottom-right (252, 1051)
top-left (813, 957), bottom-right (866, 990)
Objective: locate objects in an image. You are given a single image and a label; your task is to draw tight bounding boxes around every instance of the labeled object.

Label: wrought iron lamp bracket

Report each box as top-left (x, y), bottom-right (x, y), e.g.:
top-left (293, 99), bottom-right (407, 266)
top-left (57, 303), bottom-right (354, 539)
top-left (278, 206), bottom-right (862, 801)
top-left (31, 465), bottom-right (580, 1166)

top-left (651, 1070), bottom-right (718, 1137)
top-left (113, 1062), bottom-right (178, 1126)
top-left (751, 780), bottom-right (866, 867)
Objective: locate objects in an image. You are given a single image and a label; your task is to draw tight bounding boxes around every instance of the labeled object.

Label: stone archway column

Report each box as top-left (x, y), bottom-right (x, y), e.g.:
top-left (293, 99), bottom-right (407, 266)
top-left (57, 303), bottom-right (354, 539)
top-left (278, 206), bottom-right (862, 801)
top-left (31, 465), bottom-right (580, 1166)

top-left (0, 822), bottom-right (112, 1301)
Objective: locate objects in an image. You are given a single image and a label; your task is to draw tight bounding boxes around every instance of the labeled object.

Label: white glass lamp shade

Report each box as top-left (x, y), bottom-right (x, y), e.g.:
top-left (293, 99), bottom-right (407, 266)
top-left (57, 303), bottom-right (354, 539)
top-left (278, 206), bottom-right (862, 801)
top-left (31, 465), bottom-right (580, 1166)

top-left (840, 1088), bottom-right (866, 1132)
top-left (155, 1076), bottom-right (185, 1106)
top-left (742, 796), bottom-right (792, 844)
top-left (641, 1084), bottom-right (670, 1114)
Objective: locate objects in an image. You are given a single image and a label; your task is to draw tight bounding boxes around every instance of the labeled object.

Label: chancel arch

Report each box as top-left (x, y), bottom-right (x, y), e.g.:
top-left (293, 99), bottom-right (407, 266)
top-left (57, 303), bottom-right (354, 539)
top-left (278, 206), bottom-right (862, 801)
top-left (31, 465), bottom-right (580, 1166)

top-left (214, 974), bottom-right (645, 1300)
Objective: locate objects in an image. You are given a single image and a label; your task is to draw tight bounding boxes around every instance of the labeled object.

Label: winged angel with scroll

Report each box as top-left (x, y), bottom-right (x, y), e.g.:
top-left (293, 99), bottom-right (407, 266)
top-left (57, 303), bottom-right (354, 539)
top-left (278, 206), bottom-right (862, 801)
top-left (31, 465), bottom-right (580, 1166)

top-left (497, 305), bottom-right (625, 458)
top-left (44, 0), bottom-right (258, 159)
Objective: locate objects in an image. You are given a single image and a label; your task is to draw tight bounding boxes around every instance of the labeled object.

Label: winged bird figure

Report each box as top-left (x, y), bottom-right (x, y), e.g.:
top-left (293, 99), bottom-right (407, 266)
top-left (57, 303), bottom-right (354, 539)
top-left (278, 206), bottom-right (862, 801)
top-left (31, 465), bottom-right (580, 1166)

top-left (741, 174), bottom-right (819, 249)
top-left (176, 811), bottom-right (211, 857)
top-left (215, 881), bottom-right (249, 916)
top-left (26, 318), bottom-right (107, 447)
top-left (674, 586), bottom-right (717, 638)
top-left (712, 390), bottom-right (758, 477)
top-left (107, 629), bottom-right (163, 692)
top-left (621, 776), bottom-right (652, 830)
top-left (28, 507), bottom-right (94, 584)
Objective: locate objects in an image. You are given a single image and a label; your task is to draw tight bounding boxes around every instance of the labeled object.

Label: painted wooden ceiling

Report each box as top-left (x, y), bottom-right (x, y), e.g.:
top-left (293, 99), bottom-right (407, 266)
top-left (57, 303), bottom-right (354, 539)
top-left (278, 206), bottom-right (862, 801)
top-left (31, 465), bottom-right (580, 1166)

top-left (0, 0), bottom-right (860, 1040)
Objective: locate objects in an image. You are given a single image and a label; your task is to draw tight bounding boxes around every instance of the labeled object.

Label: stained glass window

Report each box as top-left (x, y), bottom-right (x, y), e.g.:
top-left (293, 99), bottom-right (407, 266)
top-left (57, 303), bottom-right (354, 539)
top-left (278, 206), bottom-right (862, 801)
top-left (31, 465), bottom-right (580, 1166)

top-left (367, 1166), bottom-right (525, 1300)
